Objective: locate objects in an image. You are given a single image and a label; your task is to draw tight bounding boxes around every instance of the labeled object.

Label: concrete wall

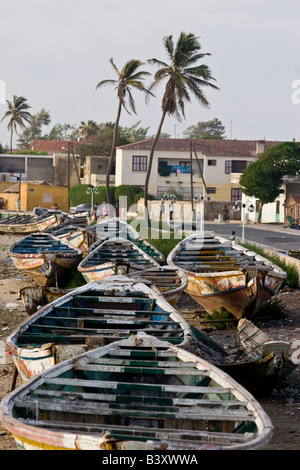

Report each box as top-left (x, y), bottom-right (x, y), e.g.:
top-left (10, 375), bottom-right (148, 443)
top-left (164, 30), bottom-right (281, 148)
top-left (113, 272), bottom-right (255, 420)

top-left (19, 183), bottom-right (68, 212)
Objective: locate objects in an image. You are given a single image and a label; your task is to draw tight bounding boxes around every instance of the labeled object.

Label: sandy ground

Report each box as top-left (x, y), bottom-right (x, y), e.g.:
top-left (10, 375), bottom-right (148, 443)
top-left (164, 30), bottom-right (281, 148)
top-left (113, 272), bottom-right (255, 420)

top-left (0, 233), bottom-right (299, 450)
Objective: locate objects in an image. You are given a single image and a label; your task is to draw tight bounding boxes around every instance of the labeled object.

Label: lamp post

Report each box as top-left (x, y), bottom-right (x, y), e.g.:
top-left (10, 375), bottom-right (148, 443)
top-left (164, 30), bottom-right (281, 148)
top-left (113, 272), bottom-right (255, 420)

top-left (86, 187), bottom-right (99, 209)
top-left (194, 193), bottom-right (210, 232)
top-left (234, 199), bottom-right (255, 243)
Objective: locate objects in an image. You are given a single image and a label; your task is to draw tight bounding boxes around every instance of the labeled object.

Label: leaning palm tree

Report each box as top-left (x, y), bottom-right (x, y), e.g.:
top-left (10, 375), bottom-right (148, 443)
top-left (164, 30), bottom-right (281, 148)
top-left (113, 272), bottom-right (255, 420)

top-left (1, 95), bottom-right (32, 153)
top-left (96, 59), bottom-right (152, 211)
top-left (144, 32), bottom-right (219, 219)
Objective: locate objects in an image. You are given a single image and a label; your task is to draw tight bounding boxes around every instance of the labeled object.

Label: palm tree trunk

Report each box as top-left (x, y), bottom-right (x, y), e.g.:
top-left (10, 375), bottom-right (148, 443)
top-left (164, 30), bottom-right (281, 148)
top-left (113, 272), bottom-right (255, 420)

top-left (10, 127), bottom-right (13, 153)
top-left (144, 110), bottom-right (167, 223)
top-left (106, 99), bottom-right (122, 215)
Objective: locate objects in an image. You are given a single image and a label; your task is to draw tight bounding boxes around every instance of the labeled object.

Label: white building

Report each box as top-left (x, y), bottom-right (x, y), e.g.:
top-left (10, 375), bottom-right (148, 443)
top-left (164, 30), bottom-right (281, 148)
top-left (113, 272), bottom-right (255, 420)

top-left (115, 138), bottom-right (281, 203)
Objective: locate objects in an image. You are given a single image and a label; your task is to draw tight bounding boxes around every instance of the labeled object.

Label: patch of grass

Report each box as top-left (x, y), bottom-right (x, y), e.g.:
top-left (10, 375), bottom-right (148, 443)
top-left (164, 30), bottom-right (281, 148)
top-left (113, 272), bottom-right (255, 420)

top-left (61, 270), bottom-right (86, 289)
top-left (241, 242), bottom-right (299, 288)
top-left (255, 297), bottom-right (287, 320)
top-left (204, 307), bottom-right (234, 330)
top-left (148, 230), bottom-right (184, 259)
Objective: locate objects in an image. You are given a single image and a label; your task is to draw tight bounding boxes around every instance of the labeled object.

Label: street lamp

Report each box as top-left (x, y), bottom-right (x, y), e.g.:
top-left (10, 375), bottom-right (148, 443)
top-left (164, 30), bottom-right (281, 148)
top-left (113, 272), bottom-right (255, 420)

top-left (234, 200), bottom-right (255, 243)
top-left (194, 193), bottom-right (210, 232)
top-left (86, 187), bottom-right (99, 209)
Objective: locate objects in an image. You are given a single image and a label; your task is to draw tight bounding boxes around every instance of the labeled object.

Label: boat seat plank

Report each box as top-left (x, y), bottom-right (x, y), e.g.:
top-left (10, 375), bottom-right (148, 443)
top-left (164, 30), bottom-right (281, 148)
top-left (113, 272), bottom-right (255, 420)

top-left (44, 377), bottom-right (234, 395)
top-left (30, 388), bottom-right (249, 409)
top-left (53, 307), bottom-right (172, 317)
top-left (74, 364), bottom-right (206, 375)
top-left (14, 397), bottom-right (255, 422)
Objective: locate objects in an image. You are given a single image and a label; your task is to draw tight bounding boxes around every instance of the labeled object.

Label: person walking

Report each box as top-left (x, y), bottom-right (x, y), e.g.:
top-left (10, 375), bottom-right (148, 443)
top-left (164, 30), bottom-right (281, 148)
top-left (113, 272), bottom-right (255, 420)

top-left (223, 205), bottom-right (229, 223)
top-left (169, 201), bottom-right (174, 221)
top-left (159, 201), bottom-right (165, 221)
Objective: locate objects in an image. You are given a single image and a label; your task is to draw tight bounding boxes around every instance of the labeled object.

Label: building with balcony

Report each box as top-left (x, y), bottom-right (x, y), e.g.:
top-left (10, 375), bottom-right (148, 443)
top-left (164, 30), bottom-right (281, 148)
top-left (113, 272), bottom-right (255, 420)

top-left (115, 138), bottom-right (280, 202)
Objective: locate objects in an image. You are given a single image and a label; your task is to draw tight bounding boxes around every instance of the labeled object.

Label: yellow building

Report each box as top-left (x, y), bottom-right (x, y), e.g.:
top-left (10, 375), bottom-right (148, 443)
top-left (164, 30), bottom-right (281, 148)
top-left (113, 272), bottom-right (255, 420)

top-left (0, 181), bottom-right (68, 212)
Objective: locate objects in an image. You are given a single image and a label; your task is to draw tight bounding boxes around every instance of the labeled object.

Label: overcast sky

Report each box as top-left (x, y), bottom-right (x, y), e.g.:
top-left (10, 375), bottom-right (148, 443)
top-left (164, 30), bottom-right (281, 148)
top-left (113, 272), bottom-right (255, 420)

top-left (1, 0), bottom-right (300, 148)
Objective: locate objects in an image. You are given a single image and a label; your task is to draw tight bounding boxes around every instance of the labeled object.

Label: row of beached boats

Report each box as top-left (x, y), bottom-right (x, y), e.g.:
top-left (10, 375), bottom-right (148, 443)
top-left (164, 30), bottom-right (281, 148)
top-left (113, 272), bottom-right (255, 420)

top-left (0, 216), bottom-right (297, 450)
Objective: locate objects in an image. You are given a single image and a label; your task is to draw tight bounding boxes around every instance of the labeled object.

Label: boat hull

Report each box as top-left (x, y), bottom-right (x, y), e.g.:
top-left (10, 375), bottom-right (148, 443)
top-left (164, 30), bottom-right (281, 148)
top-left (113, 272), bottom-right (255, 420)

top-left (167, 232), bottom-right (286, 319)
top-left (10, 252), bottom-right (81, 286)
top-left (185, 271), bottom-right (278, 319)
top-left (0, 214), bottom-right (59, 233)
top-left (1, 334), bottom-right (274, 451)
top-left (7, 277), bottom-right (192, 381)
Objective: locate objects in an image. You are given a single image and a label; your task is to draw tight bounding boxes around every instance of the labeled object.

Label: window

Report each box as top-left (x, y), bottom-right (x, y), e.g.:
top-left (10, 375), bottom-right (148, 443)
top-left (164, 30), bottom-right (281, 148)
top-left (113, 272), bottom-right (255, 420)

top-left (179, 161), bottom-right (190, 167)
top-left (225, 160), bottom-right (251, 174)
top-left (231, 188), bottom-right (242, 202)
top-left (207, 187), bottom-right (216, 194)
top-left (132, 155), bottom-right (147, 171)
top-left (208, 159), bottom-right (216, 166)
top-left (225, 161), bottom-right (232, 174)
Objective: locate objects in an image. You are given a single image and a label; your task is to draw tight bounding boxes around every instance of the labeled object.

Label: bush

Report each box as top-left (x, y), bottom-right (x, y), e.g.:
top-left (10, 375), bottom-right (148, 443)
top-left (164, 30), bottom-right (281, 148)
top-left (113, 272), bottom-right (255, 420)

top-left (69, 185), bottom-right (115, 207)
top-left (114, 185), bottom-right (144, 209)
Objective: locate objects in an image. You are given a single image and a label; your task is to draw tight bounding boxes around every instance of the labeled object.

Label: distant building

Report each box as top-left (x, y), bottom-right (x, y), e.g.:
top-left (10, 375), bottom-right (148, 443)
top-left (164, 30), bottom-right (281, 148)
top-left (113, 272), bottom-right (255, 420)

top-left (115, 138), bottom-right (280, 201)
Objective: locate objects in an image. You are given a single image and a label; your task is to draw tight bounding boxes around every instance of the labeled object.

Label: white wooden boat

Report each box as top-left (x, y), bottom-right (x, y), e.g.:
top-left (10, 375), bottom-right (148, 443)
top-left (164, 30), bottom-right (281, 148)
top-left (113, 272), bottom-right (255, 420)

top-left (89, 217), bottom-right (139, 241)
top-left (0, 212), bottom-right (60, 234)
top-left (128, 266), bottom-right (187, 307)
top-left (167, 232), bottom-right (287, 319)
top-left (8, 233), bottom-right (82, 287)
top-left (0, 333), bottom-right (274, 450)
top-left (6, 276), bottom-right (192, 382)
top-left (78, 237), bottom-right (160, 283)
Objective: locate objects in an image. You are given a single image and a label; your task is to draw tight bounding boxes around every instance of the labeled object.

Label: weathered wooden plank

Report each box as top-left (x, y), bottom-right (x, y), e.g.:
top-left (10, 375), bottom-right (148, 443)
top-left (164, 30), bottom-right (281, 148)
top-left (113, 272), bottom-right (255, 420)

top-left (18, 418), bottom-right (255, 444)
top-left (14, 397), bottom-right (255, 422)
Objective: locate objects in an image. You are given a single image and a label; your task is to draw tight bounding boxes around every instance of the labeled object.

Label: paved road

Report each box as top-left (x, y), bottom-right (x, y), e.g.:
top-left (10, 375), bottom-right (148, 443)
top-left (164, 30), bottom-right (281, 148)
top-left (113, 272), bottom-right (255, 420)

top-left (173, 220), bottom-right (300, 253)
top-left (203, 221), bottom-right (300, 253)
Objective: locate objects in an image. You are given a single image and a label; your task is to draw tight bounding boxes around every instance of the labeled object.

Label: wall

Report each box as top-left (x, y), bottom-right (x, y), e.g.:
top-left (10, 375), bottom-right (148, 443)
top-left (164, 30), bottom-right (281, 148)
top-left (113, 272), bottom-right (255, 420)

top-left (0, 192), bottom-right (19, 210)
top-left (20, 183), bottom-right (69, 212)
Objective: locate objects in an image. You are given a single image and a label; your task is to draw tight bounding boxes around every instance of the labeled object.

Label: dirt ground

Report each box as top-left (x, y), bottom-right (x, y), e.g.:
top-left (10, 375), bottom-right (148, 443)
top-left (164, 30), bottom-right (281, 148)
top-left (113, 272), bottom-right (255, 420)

top-left (0, 233), bottom-right (299, 450)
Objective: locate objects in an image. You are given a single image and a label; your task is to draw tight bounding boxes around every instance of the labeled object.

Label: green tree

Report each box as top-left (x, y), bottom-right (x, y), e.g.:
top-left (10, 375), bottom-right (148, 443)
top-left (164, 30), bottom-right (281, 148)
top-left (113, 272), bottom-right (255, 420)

top-left (183, 118), bottom-right (226, 139)
top-left (144, 32), bottom-right (219, 218)
top-left (239, 160), bottom-right (284, 223)
top-left (96, 58), bottom-right (152, 211)
top-left (44, 123), bottom-right (80, 141)
top-left (17, 108), bottom-right (51, 148)
top-left (1, 95), bottom-right (32, 152)
top-left (260, 142), bottom-right (300, 175)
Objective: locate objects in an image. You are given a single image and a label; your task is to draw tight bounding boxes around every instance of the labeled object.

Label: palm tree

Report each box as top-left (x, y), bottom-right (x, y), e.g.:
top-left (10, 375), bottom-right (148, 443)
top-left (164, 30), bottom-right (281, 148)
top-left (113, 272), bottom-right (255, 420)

top-left (79, 120), bottom-right (98, 139)
top-left (96, 58), bottom-right (152, 211)
top-left (1, 95), bottom-right (32, 152)
top-left (144, 32), bottom-right (219, 219)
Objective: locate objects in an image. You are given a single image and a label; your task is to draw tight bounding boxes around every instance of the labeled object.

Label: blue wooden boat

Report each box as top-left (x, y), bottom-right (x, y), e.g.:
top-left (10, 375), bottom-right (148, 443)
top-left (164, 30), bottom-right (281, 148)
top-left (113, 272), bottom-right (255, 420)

top-left (78, 237), bottom-right (160, 283)
top-left (6, 276), bottom-right (192, 382)
top-left (8, 233), bottom-right (82, 287)
top-left (1, 333), bottom-right (274, 450)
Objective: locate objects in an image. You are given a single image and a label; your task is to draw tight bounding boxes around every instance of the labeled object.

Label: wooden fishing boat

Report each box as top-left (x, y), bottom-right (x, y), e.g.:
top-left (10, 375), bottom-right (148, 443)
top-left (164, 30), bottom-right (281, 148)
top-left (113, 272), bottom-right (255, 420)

top-left (190, 319), bottom-right (298, 395)
top-left (89, 236), bottom-right (165, 264)
top-left (128, 266), bottom-right (187, 307)
top-left (89, 217), bottom-right (139, 241)
top-left (0, 212), bottom-right (60, 234)
top-left (167, 232), bottom-right (287, 319)
top-left (0, 333), bottom-right (274, 450)
top-left (78, 237), bottom-right (160, 283)
top-left (6, 276), bottom-right (192, 382)
top-left (20, 286), bottom-right (72, 315)
top-left (8, 233), bottom-right (82, 287)
top-left (51, 226), bottom-right (94, 253)
top-left (20, 266), bottom-right (187, 315)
